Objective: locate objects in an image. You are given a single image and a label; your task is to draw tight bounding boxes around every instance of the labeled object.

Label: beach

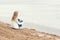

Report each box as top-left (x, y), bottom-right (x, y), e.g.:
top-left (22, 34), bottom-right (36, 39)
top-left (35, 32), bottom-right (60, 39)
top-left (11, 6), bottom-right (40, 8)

top-left (0, 21), bottom-right (60, 40)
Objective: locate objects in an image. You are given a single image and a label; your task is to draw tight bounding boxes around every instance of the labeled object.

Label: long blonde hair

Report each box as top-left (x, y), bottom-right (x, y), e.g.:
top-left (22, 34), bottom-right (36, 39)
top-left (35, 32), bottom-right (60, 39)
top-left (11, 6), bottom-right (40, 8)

top-left (12, 11), bottom-right (18, 21)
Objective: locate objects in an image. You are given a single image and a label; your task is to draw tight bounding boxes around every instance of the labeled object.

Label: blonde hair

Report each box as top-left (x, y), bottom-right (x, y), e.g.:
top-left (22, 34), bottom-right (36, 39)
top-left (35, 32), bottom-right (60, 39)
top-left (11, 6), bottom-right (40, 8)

top-left (12, 11), bottom-right (18, 21)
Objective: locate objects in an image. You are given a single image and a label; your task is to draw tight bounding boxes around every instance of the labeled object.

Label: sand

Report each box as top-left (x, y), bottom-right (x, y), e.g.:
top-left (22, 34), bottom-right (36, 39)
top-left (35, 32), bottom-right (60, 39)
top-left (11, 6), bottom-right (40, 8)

top-left (0, 21), bottom-right (60, 40)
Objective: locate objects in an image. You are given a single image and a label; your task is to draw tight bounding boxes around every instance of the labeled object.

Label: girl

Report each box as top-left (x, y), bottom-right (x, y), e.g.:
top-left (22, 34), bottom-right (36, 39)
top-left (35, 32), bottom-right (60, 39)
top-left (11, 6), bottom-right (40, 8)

top-left (11, 11), bottom-right (23, 29)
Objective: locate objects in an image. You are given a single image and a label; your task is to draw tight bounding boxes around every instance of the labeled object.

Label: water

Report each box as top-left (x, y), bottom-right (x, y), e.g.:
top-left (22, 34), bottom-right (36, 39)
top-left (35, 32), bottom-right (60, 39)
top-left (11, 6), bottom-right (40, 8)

top-left (0, 16), bottom-right (60, 36)
top-left (23, 22), bottom-right (60, 36)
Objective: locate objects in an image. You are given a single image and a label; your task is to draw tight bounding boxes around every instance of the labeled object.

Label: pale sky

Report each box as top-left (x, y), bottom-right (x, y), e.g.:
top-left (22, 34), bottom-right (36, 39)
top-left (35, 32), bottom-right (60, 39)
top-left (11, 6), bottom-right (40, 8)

top-left (0, 0), bottom-right (58, 4)
top-left (0, 0), bottom-right (60, 29)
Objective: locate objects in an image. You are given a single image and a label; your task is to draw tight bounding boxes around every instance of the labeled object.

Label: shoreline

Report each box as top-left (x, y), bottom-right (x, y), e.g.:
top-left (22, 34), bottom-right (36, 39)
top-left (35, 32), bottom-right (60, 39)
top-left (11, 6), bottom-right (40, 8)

top-left (0, 21), bottom-right (60, 40)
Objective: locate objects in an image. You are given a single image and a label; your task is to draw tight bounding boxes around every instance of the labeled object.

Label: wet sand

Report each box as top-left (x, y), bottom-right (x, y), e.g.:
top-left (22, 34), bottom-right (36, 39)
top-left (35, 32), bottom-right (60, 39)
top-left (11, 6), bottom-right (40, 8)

top-left (0, 21), bottom-right (60, 40)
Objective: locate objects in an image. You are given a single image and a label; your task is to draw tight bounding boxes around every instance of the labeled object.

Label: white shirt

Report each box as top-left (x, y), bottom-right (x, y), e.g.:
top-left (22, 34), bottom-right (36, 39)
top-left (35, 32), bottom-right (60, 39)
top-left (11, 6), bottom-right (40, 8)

top-left (11, 18), bottom-right (23, 29)
top-left (12, 21), bottom-right (19, 29)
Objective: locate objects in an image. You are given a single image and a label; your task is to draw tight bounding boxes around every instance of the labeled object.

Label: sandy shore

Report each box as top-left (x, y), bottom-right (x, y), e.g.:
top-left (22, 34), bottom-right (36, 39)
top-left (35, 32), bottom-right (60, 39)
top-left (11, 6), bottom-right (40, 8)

top-left (0, 21), bottom-right (60, 40)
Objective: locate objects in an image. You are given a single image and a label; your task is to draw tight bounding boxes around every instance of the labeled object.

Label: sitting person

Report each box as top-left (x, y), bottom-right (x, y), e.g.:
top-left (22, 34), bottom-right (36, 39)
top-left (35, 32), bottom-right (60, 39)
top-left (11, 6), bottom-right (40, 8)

top-left (11, 11), bottom-right (23, 29)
